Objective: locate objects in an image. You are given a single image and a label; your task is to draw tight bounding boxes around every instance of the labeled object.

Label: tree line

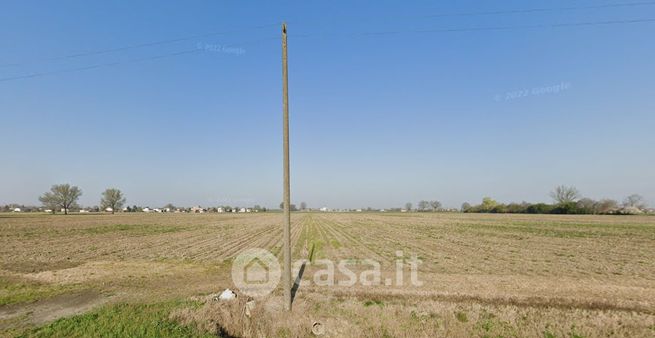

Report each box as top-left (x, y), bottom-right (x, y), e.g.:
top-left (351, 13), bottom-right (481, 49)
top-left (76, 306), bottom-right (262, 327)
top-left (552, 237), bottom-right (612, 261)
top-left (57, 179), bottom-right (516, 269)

top-left (7, 183), bottom-right (266, 214)
top-left (460, 186), bottom-right (649, 215)
top-left (38, 184), bottom-right (125, 215)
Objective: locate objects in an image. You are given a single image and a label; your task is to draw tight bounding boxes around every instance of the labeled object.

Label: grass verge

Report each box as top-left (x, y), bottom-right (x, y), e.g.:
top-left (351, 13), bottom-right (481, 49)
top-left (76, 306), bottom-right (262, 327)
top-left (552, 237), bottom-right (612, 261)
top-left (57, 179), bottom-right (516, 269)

top-left (17, 301), bottom-right (214, 338)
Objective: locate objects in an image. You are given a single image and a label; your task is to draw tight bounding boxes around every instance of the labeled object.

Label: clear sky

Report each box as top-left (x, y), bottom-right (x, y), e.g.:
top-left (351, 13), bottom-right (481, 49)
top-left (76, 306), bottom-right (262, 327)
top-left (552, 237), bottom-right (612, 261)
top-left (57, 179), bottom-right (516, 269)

top-left (1, 0), bottom-right (654, 209)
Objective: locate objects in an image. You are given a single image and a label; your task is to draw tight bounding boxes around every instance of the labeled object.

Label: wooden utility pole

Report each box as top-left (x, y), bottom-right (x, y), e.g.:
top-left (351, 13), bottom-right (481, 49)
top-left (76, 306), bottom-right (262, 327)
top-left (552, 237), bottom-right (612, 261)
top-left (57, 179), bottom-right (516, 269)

top-left (282, 22), bottom-right (292, 311)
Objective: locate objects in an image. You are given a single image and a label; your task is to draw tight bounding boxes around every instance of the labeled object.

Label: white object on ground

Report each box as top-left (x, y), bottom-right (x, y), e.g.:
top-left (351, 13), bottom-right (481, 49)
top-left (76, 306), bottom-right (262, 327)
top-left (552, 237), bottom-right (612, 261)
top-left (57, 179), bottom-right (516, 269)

top-left (216, 289), bottom-right (237, 301)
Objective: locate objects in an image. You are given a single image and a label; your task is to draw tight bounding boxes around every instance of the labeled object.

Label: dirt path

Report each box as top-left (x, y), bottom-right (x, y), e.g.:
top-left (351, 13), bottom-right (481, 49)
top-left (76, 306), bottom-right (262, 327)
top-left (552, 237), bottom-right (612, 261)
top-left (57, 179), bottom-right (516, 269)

top-left (0, 290), bottom-right (110, 328)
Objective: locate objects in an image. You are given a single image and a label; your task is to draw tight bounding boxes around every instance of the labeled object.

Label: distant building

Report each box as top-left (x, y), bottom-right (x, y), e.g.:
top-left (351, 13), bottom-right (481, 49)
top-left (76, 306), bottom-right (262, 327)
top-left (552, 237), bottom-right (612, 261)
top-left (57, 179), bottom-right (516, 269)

top-left (105, 207), bottom-right (113, 213)
top-left (217, 207), bottom-right (224, 213)
top-left (190, 206), bottom-right (205, 213)
top-left (143, 207), bottom-right (152, 213)
top-left (12, 208), bottom-right (21, 212)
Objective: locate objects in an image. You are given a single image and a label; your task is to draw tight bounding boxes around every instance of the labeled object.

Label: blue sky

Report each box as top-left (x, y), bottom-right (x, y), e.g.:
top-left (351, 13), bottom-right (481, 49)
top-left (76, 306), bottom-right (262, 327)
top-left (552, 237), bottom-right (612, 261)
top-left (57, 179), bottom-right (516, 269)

top-left (1, 0), bottom-right (654, 209)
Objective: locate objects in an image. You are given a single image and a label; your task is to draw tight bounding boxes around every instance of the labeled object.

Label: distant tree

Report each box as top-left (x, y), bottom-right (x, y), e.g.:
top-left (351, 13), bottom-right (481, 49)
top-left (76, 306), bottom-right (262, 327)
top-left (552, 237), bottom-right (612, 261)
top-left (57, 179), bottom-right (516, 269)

top-left (490, 204), bottom-right (508, 213)
top-left (505, 202), bottom-right (529, 214)
top-left (418, 200), bottom-right (430, 212)
top-left (481, 197), bottom-right (498, 212)
top-left (405, 202), bottom-right (412, 211)
top-left (163, 203), bottom-right (176, 211)
top-left (300, 202), bottom-right (307, 211)
top-left (597, 199), bottom-right (619, 214)
top-left (550, 185), bottom-right (580, 204)
top-left (279, 202), bottom-right (298, 211)
top-left (429, 200), bottom-right (442, 212)
top-left (39, 184), bottom-right (82, 215)
top-left (552, 202), bottom-right (581, 214)
top-left (100, 188), bottom-right (126, 214)
top-left (576, 198), bottom-right (598, 214)
top-left (526, 203), bottom-right (554, 214)
top-left (39, 195), bottom-right (58, 214)
top-left (461, 202), bottom-right (472, 212)
top-left (623, 194), bottom-right (646, 210)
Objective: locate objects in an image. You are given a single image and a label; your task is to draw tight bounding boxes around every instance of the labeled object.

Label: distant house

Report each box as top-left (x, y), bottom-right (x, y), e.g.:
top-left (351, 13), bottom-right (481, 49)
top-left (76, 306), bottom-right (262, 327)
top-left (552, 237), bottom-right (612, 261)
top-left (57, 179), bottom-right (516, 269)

top-left (217, 207), bottom-right (224, 213)
top-left (44, 209), bottom-right (52, 213)
top-left (190, 206), bottom-right (205, 213)
top-left (143, 207), bottom-right (152, 213)
top-left (105, 207), bottom-right (113, 213)
top-left (12, 208), bottom-right (21, 212)
top-left (319, 207), bottom-right (328, 212)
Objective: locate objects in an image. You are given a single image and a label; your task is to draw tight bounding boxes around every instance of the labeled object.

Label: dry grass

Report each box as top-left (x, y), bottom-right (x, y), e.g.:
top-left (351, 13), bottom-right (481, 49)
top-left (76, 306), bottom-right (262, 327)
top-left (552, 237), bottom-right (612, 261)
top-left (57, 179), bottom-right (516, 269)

top-left (1, 212), bottom-right (654, 337)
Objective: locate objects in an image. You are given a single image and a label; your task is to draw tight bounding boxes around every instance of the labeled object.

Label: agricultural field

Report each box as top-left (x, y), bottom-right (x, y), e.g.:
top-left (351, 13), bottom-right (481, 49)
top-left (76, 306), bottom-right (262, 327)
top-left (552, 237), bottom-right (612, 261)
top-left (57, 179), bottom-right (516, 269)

top-left (1, 212), bottom-right (654, 337)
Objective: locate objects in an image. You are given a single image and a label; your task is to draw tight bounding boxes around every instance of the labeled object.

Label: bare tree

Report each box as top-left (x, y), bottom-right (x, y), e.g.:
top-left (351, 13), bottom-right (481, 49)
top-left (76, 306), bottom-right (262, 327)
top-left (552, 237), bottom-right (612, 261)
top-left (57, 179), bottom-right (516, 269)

top-left (404, 202), bottom-right (412, 212)
top-left (597, 199), bottom-right (619, 214)
top-left (39, 184), bottom-right (82, 215)
top-left (101, 188), bottom-right (126, 214)
top-left (429, 200), bottom-right (442, 212)
top-left (623, 194), bottom-right (646, 210)
top-left (576, 198), bottom-right (598, 214)
top-left (418, 200), bottom-right (430, 212)
top-left (550, 185), bottom-right (580, 204)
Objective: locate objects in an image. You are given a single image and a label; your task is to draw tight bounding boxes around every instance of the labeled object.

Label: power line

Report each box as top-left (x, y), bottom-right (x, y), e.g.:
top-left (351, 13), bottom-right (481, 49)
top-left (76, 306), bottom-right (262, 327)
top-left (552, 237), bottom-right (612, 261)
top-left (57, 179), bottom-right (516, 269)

top-left (0, 49), bottom-right (198, 83)
top-left (3, 16), bottom-right (654, 83)
top-left (285, 0), bottom-right (655, 26)
top-left (0, 36), bottom-right (280, 83)
top-left (360, 17), bottom-right (655, 36)
top-left (420, 1), bottom-right (655, 19)
top-left (0, 23), bottom-right (279, 68)
top-left (286, 17), bottom-right (655, 40)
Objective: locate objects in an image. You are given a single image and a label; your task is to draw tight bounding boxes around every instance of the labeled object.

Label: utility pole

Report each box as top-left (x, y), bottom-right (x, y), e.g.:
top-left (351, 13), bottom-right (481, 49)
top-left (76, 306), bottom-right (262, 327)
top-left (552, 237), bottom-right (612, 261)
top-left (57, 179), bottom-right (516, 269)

top-left (282, 22), bottom-right (292, 311)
